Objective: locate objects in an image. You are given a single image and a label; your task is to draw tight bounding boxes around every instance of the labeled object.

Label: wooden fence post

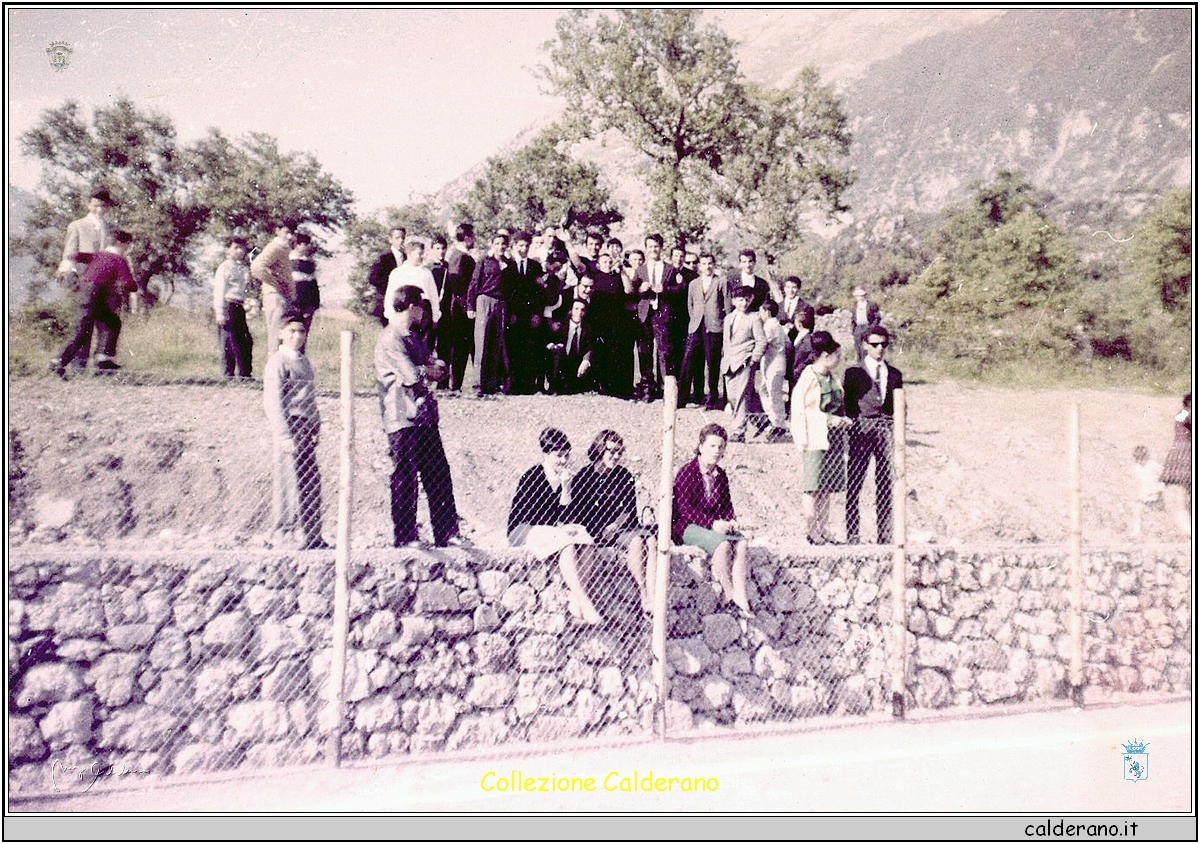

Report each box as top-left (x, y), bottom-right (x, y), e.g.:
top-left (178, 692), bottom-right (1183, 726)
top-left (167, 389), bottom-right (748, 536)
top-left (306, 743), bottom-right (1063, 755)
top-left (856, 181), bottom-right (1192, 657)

top-left (653, 377), bottom-right (678, 741)
top-left (889, 388), bottom-right (908, 719)
top-left (328, 330), bottom-right (354, 765)
top-left (1067, 402), bottom-right (1084, 706)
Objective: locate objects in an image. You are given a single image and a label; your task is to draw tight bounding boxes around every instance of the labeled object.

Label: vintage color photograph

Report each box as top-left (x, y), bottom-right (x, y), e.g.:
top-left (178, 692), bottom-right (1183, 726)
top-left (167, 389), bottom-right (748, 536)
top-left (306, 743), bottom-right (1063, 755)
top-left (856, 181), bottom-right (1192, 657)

top-left (5, 6), bottom-right (1193, 836)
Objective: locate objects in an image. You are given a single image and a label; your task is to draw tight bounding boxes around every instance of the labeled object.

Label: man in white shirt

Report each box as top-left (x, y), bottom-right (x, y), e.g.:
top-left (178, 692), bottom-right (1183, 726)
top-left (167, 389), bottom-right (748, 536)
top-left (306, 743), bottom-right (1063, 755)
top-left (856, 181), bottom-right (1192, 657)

top-left (384, 239), bottom-right (441, 332)
top-left (58, 189), bottom-right (117, 370)
top-left (842, 326), bottom-right (902, 544)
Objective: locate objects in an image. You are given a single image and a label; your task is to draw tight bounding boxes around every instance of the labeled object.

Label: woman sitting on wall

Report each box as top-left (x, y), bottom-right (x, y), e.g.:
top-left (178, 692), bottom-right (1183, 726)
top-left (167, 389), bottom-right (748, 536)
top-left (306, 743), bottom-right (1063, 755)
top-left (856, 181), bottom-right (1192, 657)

top-left (508, 427), bottom-right (601, 624)
top-left (569, 429), bottom-right (656, 612)
top-left (671, 422), bottom-right (752, 615)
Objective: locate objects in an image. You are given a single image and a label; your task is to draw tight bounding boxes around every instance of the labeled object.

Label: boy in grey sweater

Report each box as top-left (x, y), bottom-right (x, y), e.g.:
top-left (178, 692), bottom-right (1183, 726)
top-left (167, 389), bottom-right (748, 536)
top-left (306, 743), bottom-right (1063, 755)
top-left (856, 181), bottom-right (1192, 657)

top-left (263, 310), bottom-right (327, 550)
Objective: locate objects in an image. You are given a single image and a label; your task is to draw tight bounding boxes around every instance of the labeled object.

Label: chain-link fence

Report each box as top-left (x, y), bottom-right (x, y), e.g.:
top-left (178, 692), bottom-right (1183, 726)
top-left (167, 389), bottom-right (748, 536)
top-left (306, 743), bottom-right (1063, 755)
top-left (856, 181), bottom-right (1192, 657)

top-left (7, 323), bottom-right (1191, 800)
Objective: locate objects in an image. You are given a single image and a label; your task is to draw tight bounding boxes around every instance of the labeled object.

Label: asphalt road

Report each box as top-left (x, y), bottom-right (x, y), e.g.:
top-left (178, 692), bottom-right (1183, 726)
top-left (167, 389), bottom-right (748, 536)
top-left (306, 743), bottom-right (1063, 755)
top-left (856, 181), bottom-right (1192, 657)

top-left (8, 698), bottom-right (1192, 840)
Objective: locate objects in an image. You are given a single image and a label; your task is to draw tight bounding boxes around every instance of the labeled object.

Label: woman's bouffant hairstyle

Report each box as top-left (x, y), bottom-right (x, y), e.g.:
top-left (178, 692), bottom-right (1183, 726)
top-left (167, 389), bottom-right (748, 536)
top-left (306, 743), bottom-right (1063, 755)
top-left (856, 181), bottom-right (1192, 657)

top-left (810, 330), bottom-right (839, 357)
top-left (587, 429), bottom-right (623, 463)
top-left (539, 427), bottom-right (571, 454)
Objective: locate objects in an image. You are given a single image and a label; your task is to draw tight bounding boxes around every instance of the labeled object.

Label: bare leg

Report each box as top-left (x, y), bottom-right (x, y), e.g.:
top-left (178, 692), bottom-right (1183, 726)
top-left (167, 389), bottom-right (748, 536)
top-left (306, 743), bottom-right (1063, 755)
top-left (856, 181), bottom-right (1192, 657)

top-left (802, 492), bottom-right (818, 541)
top-left (559, 544), bottom-right (603, 624)
top-left (625, 535), bottom-right (650, 611)
top-left (710, 541), bottom-right (735, 608)
top-left (730, 538), bottom-right (751, 612)
top-left (814, 492), bottom-right (833, 542)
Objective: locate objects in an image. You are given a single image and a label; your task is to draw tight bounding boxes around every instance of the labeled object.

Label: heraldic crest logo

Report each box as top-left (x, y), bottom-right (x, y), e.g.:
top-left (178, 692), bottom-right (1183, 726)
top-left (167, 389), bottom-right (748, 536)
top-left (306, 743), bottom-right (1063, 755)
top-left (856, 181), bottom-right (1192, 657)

top-left (1122, 739), bottom-right (1148, 782)
top-left (47, 41), bottom-right (73, 72)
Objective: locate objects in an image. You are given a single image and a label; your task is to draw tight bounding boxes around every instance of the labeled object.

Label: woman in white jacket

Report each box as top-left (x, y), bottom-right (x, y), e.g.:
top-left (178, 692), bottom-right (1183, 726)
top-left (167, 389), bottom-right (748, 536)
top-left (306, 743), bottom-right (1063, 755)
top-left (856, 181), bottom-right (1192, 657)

top-left (790, 331), bottom-right (850, 544)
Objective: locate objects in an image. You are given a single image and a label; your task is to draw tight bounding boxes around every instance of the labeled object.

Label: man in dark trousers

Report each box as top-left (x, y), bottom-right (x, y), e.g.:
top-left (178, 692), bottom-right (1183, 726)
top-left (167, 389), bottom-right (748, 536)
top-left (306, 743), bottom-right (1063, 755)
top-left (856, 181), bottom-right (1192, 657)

top-left (547, 299), bottom-right (596, 395)
top-left (633, 233), bottom-right (686, 402)
top-left (467, 231), bottom-right (514, 396)
top-left (843, 325), bottom-right (903, 544)
top-left (506, 231), bottom-right (544, 395)
top-left (51, 230), bottom-right (138, 375)
top-left (366, 226), bottom-right (406, 325)
top-left (439, 223), bottom-right (476, 391)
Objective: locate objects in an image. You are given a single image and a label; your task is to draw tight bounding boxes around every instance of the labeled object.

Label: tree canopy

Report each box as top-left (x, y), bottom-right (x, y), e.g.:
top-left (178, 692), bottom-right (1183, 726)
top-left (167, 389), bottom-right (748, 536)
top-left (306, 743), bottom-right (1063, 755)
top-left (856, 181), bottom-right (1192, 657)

top-left (15, 99), bottom-right (355, 303)
top-left (453, 126), bottom-right (623, 239)
top-left (343, 199), bottom-right (444, 318)
top-left (539, 9), bottom-right (853, 249)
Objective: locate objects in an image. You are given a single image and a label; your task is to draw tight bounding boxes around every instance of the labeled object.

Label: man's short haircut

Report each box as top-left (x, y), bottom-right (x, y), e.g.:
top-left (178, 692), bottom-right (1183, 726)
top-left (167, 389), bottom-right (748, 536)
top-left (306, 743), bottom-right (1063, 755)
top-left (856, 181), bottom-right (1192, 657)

top-left (406, 237), bottom-right (426, 252)
top-left (546, 250), bottom-right (568, 267)
top-left (112, 230), bottom-right (133, 244)
top-left (430, 234), bottom-right (448, 248)
top-left (390, 226), bottom-right (407, 237)
top-left (628, 248), bottom-right (644, 261)
top-left (810, 330), bottom-right (840, 356)
top-left (514, 231), bottom-right (533, 246)
top-left (761, 298), bottom-right (779, 317)
top-left (607, 237), bottom-right (623, 249)
top-left (731, 284), bottom-right (753, 300)
top-left (585, 230), bottom-right (603, 244)
top-left (391, 284), bottom-right (426, 314)
top-left (293, 233), bottom-right (313, 246)
top-left (784, 275), bottom-right (802, 291)
top-left (798, 307), bottom-right (816, 331)
top-left (645, 233), bottom-right (664, 248)
top-left (865, 325), bottom-right (890, 344)
top-left (698, 252), bottom-right (715, 263)
top-left (455, 222), bottom-right (474, 242)
top-left (539, 427), bottom-right (571, 454)
top-left (275, 221), bottom-right (298, 233)
top-left (281, 306), bottom-right (307, 326)
top-left (91, 189), bottom-right (115, 206)
top-left (739, 248), bottom-right (756, 262)
top-left (492, 231), bottom-right (510, 243)
top-left (225, 236), bottom-right (248, 249)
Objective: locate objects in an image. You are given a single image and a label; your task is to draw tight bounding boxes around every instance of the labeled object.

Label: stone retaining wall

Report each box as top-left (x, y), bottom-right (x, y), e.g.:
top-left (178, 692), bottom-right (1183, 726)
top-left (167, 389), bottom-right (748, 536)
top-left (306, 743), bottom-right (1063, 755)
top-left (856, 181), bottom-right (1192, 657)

top-left (8, 544), bottom-right (1190, 794)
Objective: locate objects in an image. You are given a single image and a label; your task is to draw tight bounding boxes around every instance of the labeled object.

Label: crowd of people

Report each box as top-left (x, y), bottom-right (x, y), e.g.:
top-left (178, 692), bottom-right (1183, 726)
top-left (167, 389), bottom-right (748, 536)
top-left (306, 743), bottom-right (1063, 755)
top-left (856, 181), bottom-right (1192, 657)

top-left (45, 195), bottom-right (1191, 618)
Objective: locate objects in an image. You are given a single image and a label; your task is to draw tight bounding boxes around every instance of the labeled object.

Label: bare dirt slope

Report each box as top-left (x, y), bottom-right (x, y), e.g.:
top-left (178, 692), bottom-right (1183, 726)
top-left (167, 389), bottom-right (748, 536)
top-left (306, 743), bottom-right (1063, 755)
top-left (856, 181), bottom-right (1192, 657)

top-left (7, 376), bottom-right (1188, 550)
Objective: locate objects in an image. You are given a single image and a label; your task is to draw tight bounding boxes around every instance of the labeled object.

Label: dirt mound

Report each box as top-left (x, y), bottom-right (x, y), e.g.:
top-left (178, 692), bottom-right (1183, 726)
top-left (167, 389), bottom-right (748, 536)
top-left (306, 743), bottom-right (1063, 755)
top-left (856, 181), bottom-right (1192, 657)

top-left (6, 375), bottom-right (1187, 549)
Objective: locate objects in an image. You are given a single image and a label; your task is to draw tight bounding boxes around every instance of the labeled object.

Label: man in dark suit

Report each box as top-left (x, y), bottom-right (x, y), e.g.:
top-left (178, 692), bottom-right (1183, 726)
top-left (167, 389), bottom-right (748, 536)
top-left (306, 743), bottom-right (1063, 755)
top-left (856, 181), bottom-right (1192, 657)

top-left (506, 231), bottom-right (544, 394)
top-left (729, 249), bottom-right (774, 312)
top-left (467, 231), bottom-right (515, 396)
top-left (633, 233), bottom-right (687, 402)
top-left (547, 299), bottom-right (595, 394)
top-left (843, 325), bottom-right (902, 544)
top-left (850, 284), bottom-right (882, 364)
top-left (439, 223), bottom-right (476, 391)
top-left (366, 227), bottom-right (406, 325)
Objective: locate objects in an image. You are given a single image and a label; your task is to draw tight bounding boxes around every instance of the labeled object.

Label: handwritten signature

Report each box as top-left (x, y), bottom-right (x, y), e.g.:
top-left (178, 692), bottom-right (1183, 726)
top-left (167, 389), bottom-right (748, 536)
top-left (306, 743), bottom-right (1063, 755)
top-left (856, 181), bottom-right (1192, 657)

top-left (48, 759), bottom-right (151, 794)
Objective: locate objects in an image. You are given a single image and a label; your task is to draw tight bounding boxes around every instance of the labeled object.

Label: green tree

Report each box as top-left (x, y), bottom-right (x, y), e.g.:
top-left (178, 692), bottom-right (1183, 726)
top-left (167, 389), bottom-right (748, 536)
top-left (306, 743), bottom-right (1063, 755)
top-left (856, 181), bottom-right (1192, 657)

top-left (15, 99), bottom-right (208, 302)
top-left (453, 126), bottom-right (623, 238)
top-left (895, 170), bottom-right (1083, 367)
top-left (540, 10), bottom-right (852, 248)
top-left (1131, 185), bottom-right (1191, 315)
top-left (343, 199), bottom-right (443, 318)
top-left (15, 100), bottom-right (356, 305)
top-left (188, 128), bottom-right (355, 251)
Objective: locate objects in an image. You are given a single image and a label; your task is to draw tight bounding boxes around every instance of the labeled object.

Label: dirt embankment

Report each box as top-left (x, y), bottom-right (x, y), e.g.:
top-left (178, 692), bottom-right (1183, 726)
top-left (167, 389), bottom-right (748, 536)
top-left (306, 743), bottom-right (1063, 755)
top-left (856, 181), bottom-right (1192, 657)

top-left (7, 376), bottom-right (1188, 549)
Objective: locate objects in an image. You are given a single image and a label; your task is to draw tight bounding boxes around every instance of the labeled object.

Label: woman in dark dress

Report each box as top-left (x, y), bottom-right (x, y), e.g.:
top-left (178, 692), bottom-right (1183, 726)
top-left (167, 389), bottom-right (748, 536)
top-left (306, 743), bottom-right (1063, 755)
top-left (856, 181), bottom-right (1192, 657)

top-left (570, 430), bottom-right (655, 611)
top-left (671, 423), bottom-right (752, 614)
top-left (508, 427), bottom-right (601, 624)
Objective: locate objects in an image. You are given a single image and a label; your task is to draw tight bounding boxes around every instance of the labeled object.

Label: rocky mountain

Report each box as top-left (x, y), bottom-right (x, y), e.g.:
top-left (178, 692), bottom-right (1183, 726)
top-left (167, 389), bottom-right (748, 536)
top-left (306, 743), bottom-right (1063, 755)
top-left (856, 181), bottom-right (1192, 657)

top-left (439, 8), bottom-right (1192, 250)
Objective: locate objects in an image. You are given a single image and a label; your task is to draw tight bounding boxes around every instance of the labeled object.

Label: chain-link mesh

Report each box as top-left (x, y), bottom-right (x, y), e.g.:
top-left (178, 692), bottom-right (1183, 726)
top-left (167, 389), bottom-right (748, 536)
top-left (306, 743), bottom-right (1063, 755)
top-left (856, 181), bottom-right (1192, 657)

top-left (6, 302), bottom-right (1191, 798)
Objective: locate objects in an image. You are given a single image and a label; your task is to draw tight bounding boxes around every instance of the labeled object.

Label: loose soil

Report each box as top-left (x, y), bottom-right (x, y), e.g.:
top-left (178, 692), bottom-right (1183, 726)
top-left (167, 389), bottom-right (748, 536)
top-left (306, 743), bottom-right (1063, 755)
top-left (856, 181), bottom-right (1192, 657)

top-left (6, 375), bottom-right (1189, 551)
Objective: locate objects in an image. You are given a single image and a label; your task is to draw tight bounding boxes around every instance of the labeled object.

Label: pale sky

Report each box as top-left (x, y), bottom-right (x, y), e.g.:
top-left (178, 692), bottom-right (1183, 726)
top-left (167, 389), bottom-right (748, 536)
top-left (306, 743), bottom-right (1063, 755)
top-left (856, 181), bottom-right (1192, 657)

top-left (7, 7), bottom-right (566, 214)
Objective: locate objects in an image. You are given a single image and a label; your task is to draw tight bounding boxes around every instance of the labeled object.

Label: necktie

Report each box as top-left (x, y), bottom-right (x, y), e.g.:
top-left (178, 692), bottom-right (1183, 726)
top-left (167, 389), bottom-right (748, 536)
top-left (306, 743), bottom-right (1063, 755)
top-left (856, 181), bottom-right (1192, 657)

top-left (570, 325), bottom-right (579, 355)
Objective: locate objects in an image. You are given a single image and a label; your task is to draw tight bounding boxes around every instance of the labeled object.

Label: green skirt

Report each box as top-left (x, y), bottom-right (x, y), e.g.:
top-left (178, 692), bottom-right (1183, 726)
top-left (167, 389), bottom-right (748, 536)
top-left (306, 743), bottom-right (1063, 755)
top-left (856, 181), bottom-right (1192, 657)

top-left (802, 447), bottom-right (845, 493)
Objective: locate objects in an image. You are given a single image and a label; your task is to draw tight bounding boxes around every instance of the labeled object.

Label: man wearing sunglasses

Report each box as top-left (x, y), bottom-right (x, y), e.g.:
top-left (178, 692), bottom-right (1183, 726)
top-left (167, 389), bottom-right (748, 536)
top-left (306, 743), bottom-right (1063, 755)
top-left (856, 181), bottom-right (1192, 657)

top-left (843, 326), bottom-right (903, 545)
